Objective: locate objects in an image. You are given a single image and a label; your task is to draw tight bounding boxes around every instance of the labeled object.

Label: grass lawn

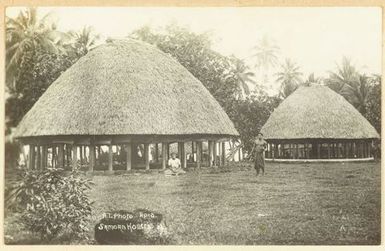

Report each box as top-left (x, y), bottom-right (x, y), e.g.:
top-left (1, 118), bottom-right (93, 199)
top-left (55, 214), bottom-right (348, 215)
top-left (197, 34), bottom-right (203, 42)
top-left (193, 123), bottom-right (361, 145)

top-left (4, 161), bottom-right (381, 245)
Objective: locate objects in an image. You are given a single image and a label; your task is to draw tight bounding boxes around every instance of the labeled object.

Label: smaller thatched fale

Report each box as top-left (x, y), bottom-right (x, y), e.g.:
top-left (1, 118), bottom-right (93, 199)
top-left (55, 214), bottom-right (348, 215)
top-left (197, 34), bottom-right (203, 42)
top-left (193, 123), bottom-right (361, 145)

top-left (261, 84), bottom-right (379, 161)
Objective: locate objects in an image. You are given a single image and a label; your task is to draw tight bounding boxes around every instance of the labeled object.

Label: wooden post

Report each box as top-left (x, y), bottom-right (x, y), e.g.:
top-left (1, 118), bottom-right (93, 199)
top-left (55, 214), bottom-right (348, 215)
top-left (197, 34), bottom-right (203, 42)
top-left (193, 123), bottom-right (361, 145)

top-left (352, 142), bottom-right (356, 158)
top-left (316, 143), bottom-right (321, 159)
top-left (51, 146), bottom-right (55, 168)
top-left (349, 142), bottom-right (352, 158)
top-left (274, 143), bottom-right (278, 159)
top-left (196, 141), bottom-right (202, 168)
top-left (57, 145), bottom-right (64, 168)
top-left (191, 141), bottom-right (196, 162)
top-left (28, 145), bottom-right (35, 169)
top-left (82, 146), bottom-right (86, 164)
top-left (295, 144), bottom-right (299, 159)
top-left (368, 141), bottom-right (372, 158)
top-left (359, 140), bottom-right (364, 158)
top-left (337, 143), bottom-right (340, 158)
top-left (213, 141), bottom-right (217, 166)
top-left (162, 142), bottom-right (167, 170)
top-left (125, 143), bottom-right (132, 170)
top-left (327, 143), bottom-right (331, 159)
top-left (144, 143), bottom-right (150, 170)
top-left (71, 145), bottom-right (78, 170)
top-left (345, 142), bottom-right (349, 159)
top-left (154, 143), bottom-right (159, 163)
top-left (41, 146), bottom-right (47, 169)
top-left (288, 144), bottom-right (291, 159)
top-left (217, 142), bottom-right (222, 166)
top-left (178, 142), bottom-right (183, 161)
top-left (65, 145), bottom-right (70, 167)
top-left (208, 141), bottom-right (213, 167)
top-left (78, 146), bottom-right (82, 165)
top-left (329, 143), bottom-right (333, 158)
top-left (336, 143), bottom-right (339, 158)
top-left (108, 144), bottom-right (113, 171)
top-left (35, 145), bottom-right (41, 170)
top-left (181, 142), bottom-right (186, 169)
top-left (221, 142), bottom-right (226, 166)
top-left (167, 143), bottom-right (170, 160)
top-left (97, 146), bottom-right (101, 165)
top-left (89, 144), bottom-right (95, 171)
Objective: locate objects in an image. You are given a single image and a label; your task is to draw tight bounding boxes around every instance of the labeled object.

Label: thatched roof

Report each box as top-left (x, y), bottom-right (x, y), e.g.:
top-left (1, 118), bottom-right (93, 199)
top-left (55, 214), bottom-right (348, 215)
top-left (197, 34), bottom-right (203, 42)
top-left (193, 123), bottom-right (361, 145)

top-left (15, 39), bottom-right (238, 138)
top-left (261, 84), bottom-right (379, 140)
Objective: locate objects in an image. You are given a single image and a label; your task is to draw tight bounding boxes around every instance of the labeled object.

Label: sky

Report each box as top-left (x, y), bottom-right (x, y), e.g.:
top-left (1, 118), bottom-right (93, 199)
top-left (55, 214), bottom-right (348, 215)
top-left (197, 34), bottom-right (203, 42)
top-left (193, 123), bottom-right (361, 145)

top-left (6, 7), bottom-right (382, 93)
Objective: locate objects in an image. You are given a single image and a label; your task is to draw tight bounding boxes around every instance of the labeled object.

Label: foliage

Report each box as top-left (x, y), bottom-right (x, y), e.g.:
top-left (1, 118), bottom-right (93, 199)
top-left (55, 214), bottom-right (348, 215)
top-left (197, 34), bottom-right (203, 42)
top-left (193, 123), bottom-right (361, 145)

top-left (275, 58), bottom-right (303, 98)
top-left (6, 8), bottom-right (70, 84)
top-left (339, 74), bottom-right (371, 114)
top-left (325, 57), bottom-right (358, 93)
top-left (6, 168), bottom-right (93, 241)
top-left (5, 48), bottom-right (75, 129)
top-left (251, 35), bottom-right (279, 70)
top-left (227, 94), bottom-right (281, 155)
top-left (5, 141), bottom-right (21, 170)
top-left (325, 58), bottom-right (381, 133)
top-left (226, 56), bottom-right (257, 98)
top-left (5, 8), bottom-right (99, 134)
top-left (66, 26), bottom-right (100, 58)
top-left (250, 35), bottom-right (280, 85)
top-left (364, 75), bottom-right (381, 134)
top-left (130, 25), bottom-right (241, 106)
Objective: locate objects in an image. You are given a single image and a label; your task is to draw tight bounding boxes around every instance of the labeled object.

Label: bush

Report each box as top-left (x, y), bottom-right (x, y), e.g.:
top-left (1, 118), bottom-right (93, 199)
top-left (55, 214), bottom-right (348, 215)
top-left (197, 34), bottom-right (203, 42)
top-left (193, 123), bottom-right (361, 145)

top-left (6, 168), bottom-right (93, 241)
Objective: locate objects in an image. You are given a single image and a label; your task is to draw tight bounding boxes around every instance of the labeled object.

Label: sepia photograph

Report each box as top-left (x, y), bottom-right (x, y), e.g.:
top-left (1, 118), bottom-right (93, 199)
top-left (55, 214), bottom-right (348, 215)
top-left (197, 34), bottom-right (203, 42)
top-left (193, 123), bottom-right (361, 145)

top-left (2, 5), bottom-right (382, 245)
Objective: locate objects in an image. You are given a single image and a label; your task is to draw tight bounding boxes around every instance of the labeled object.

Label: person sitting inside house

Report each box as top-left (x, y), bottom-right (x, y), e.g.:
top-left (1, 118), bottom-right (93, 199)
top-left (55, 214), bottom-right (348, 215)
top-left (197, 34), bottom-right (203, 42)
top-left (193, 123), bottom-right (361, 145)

top-left (165, 152), bottom-right (186, 176)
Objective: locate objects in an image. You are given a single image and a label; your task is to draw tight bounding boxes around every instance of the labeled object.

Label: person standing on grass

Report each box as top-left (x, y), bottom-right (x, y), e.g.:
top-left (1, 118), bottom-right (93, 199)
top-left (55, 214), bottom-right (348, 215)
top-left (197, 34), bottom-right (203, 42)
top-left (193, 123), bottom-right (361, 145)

top-left (165, 152), bottom-right (186, 176)
top-left (251, 132), bottom-right (267, 176)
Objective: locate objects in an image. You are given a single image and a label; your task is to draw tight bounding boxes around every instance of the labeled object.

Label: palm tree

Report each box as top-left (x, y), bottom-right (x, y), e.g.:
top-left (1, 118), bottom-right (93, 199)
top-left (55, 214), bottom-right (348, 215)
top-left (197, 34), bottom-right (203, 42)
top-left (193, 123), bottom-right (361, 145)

top-left (68, 26), bottom-right (99, 57)
top-left (339, 74), bottom-right (371, 114)
top-left (326, 57), bottom-right (372, 114)
top-left (5, 8), bottom-right (70, 89)
top-left (325, 57), bottom-right (358, 93)
top-left (275, 59), bottom-right (303, 98)
top-left (251, 35), bottom-right (280, 84)
top-left (304, 73), bottom-right (323, 86)
top-left (226, 57), bottom-right (257, 99)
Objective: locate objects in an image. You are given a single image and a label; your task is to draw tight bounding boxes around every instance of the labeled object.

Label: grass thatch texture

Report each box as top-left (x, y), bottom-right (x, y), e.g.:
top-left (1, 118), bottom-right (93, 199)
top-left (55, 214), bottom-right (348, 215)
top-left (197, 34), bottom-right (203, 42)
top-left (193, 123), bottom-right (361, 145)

top-left (4, 161), bottom-right (380, 244)
top-left (261, 84), bottom-right (379, 139)
top-left (15, 39), bottom-right (238, 138)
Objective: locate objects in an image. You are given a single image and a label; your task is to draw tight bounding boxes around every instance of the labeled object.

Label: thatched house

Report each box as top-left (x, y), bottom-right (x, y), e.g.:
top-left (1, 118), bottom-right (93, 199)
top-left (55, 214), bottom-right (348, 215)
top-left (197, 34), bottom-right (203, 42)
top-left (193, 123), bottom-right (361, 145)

top-left (261, 84), bottom-right (379, 161)
top-left (15, 39), bottom-right (238, 171)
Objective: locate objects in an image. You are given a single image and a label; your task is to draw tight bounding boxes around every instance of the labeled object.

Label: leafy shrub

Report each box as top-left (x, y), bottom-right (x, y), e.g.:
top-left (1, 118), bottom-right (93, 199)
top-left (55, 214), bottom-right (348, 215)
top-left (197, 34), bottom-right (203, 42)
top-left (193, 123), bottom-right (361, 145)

top-left (6, 168), bottom-right (93, 241)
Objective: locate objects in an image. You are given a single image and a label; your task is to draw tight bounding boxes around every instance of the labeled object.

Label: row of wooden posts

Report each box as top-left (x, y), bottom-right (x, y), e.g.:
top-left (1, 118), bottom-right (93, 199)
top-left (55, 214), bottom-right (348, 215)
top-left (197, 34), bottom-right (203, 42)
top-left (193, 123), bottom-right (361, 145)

top-left (24, 140), bottom-right (229, 171)
top-left (265, 140), bottom-right (374, 159)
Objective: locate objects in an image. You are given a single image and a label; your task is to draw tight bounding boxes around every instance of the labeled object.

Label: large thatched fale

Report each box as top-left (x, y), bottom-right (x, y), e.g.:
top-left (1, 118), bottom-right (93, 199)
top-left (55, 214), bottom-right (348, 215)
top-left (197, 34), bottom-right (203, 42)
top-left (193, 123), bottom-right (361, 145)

top-left (261, 84), bottom-right (379, 161)
top-left (15, 39), bottom-right (238, 171)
